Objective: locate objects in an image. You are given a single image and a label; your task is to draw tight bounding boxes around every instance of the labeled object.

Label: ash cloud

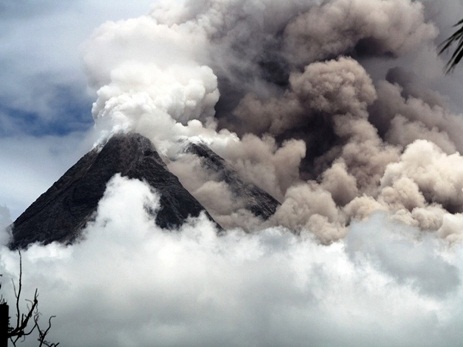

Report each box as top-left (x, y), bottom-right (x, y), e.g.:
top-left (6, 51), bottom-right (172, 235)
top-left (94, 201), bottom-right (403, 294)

top-left (81, 0), bottom-right (463, 241)
top-left (283, 0), bottom-right (437, 65)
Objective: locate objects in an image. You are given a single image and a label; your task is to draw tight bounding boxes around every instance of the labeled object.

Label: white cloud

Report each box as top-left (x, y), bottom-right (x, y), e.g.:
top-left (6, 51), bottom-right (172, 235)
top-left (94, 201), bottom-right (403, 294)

top-left (1, 177), bottom-right (462, 346)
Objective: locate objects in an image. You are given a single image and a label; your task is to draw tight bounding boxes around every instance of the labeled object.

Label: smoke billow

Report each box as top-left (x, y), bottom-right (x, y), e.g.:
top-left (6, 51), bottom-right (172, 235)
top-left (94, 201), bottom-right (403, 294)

top-left (282, 0), bottom-right (437, 65)
top-left (82, 0), bottom-right (463, 241)
top-left (3, 0), bottom-right (463, 345)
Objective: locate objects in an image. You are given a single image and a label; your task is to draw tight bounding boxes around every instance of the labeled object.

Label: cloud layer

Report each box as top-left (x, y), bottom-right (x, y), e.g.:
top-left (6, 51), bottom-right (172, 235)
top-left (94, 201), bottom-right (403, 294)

top-left (1, 176), bottom-right (463, 346)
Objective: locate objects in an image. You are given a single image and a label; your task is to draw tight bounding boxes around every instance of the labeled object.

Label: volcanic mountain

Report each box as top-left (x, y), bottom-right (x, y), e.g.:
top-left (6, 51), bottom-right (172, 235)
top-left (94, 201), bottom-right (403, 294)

top-left (9, 132), bottom-right (280, 249)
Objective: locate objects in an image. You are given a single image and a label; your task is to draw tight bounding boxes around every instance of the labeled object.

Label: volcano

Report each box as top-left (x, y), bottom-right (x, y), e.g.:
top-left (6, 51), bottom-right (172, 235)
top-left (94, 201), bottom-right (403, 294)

top-left (9, 132), bottom-right (280, 249)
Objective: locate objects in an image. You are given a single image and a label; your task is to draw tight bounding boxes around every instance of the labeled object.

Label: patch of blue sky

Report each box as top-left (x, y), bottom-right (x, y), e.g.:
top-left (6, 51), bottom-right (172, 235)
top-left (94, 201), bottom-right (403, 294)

top-left (0, 86), bottom-right (93, 137)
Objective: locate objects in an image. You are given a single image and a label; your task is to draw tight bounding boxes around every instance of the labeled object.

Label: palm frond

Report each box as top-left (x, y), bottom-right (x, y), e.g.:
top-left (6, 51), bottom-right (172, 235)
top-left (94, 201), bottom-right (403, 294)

top-left (439, 19), bottom-right (463, 73)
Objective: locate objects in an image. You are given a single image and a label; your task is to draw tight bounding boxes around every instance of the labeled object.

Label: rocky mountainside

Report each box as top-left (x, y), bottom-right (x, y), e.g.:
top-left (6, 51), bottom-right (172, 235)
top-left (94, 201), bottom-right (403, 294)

top-left (10, 133), bottom-right (281, 249)
top-left (9, 133), bottom-right (214, 249)
top-left (186, 143), bottom-right (279, 220)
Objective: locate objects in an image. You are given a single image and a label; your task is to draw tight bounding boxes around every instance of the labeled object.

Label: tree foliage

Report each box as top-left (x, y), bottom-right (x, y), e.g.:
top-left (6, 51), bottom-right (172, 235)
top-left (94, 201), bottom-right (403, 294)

top-left (439, 19), bottom-right (463, 72)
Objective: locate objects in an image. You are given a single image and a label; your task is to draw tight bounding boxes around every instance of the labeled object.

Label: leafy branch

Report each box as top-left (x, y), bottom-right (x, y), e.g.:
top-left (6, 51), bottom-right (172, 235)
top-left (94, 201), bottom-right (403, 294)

top-left (439, 19), bottom-right (463, 73)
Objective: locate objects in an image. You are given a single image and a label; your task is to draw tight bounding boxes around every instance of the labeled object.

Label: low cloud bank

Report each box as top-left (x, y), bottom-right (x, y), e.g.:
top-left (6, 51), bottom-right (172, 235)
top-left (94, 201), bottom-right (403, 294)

top-left (1, 176), bottom-right (463, 346)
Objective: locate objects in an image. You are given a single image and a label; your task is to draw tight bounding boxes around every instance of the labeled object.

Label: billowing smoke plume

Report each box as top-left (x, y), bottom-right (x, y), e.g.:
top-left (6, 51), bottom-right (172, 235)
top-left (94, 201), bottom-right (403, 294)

top-left (82, 0), bottom-right (463, 241)
top-left (3, 0), bottom-right (463, 345)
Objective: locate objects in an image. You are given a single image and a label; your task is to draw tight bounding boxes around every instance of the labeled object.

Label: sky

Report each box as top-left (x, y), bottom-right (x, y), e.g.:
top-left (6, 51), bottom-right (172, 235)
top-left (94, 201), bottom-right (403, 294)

top-left (2, 0), bottom-right (463, 346)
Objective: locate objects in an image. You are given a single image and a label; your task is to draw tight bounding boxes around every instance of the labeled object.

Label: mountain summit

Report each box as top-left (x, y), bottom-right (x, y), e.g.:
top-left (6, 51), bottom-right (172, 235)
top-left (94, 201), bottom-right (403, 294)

top-left (9, 133), bottom-right (281, 249)
top-left (9, 133), bottom-right (215, 249)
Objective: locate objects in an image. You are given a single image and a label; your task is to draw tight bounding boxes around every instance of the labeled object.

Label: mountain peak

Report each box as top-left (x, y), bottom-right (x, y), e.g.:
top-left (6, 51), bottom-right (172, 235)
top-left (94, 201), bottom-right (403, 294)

top-left (10, 133), bottom-right (216, 249)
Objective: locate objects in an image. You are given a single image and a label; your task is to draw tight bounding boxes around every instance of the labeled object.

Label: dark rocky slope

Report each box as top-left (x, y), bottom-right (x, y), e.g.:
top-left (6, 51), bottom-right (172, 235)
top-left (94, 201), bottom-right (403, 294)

top-left (10, 133), bottom-right (215, 249)
top-left (186, 143), bottom-right (280, 220)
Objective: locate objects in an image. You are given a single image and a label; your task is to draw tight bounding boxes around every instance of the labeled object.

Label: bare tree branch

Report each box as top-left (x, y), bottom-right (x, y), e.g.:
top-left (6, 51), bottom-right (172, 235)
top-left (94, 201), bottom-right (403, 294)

top-left (2, 251), bottom-right (60, 346)
top-left (36, 315), bottom-right (59, 347)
